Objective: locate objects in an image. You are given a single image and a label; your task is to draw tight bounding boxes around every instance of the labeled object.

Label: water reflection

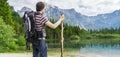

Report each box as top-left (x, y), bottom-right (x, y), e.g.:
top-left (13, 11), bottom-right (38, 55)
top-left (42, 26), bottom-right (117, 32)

top-left (79, 45), bottom-right (120, 57)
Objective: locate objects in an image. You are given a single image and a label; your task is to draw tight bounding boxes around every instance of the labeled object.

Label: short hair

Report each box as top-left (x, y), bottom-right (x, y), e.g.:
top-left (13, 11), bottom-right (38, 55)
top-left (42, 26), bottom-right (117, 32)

top-left (36, 2), bottom-right (45, 11)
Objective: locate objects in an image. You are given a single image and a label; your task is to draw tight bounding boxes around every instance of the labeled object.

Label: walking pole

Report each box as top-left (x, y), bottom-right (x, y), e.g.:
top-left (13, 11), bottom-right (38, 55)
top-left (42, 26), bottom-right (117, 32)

top-left (61, 14), bottom-right (64, 57)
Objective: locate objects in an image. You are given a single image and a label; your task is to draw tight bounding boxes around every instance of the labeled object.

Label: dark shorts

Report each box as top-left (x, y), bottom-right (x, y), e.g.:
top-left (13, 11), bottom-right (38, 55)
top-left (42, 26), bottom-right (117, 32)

top-left (32, 39), bottom-right (48, 57)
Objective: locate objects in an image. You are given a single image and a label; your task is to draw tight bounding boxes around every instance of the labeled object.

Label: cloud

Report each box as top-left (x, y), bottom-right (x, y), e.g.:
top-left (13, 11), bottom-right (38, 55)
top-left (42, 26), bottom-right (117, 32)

top-left (77, 0), bottom-right (120, 16)
top-left (8, 0), bottom-right (39, 11)
top-left (8, 0), bottom-right (120, 16)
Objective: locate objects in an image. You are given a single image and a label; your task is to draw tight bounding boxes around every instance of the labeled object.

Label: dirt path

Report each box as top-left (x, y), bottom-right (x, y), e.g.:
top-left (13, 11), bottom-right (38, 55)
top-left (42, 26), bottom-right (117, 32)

top-left (0, 53), bottom-right (32, 57)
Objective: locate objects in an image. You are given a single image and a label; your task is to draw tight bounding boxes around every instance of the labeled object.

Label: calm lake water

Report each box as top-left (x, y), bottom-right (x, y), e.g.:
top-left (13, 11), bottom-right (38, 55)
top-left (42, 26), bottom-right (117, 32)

top-left (76, 44), bottom-right (120, 57)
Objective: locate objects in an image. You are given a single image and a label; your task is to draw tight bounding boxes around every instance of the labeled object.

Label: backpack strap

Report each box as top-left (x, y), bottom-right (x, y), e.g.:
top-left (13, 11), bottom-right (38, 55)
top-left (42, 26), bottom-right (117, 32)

top-left (25, 13), bottom-right (31, 31)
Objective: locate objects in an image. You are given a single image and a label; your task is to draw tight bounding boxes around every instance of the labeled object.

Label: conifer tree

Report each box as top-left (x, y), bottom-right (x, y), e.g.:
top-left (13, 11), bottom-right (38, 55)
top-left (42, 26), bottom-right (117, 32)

top-left (0, 0), bottom-right (13, 25)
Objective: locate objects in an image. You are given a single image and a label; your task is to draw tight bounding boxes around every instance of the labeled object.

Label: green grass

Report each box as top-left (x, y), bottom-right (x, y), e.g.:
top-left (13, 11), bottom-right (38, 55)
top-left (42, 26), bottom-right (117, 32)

top-left (48, 52), bottom-right (75, 57)
top-left (50, 48), bottom-right (79, 57)
top-left (48, 48), bottom-right (76, 57)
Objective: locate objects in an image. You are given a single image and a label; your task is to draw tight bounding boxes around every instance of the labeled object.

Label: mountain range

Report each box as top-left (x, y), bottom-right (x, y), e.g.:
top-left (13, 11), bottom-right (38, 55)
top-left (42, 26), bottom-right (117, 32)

top-left (16, 5), bottom-right (120, 30)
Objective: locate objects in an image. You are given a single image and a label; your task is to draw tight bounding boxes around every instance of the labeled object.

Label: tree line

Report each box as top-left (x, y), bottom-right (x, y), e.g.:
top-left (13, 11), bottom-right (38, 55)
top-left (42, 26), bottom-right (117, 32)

top-left (89, 27), bottom-right (120, 34)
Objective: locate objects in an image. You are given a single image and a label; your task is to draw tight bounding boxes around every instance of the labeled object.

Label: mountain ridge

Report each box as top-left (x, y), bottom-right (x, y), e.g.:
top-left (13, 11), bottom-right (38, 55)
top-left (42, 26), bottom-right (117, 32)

top-left (17, 5), bottom-right (120, 30)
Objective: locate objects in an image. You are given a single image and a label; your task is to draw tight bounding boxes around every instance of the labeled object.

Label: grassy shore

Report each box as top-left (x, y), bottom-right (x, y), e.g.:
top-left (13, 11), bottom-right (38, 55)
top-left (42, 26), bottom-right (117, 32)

top-left (0, 48), bottom-right (77, 57)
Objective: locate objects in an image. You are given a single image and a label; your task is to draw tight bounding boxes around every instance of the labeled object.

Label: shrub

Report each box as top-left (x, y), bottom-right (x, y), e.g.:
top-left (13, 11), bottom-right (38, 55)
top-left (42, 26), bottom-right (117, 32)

top-left (69, 35), bottom-right (80, 44)
top-left (16, 36), bottom-right (25, 46)
top-left (0, 16), bottom-right (17, 52)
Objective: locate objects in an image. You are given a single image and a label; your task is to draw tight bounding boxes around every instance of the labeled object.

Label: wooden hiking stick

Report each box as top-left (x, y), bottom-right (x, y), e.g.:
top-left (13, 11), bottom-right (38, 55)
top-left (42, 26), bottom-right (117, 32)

top-left (44, 0), bottom-right (64, 56)
top-left (61, 19), bottom-right (64, 57)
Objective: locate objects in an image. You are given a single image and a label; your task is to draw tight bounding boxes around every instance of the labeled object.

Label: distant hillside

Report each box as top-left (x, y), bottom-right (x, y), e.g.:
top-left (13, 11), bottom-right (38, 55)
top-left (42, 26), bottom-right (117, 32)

top-left (17, 5), bottom-right (120, 30)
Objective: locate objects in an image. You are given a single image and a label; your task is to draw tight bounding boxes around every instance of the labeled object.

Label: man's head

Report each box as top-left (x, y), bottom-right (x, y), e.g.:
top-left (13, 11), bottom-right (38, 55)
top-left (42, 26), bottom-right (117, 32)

top-left (36, 2), bottom-right (45, 13)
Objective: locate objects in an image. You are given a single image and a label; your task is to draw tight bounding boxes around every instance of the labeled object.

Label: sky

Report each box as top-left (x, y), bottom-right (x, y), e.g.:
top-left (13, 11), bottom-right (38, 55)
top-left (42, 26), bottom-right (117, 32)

top-left (8, 0), bottom-right (120, 16)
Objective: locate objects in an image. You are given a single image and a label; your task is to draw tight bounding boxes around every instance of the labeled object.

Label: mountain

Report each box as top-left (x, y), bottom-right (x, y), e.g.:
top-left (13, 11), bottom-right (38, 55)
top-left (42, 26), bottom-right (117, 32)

top-left (88, 10), bottom-right (120, 29)
top-left (17, 6), bottom-right (32, 17)
top-left (17, 5), bottom-right (120, 30)
top-left (45, 5), bottom-right (85, 27)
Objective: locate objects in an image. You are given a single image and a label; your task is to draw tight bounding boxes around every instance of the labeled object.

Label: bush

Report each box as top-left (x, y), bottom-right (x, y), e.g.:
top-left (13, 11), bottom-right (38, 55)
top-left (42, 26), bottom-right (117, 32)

top-left (0, 16), bottom-right (18, 52)
top-left (69, 35), bottom-right (80, 44)
top-left (16, 36), bottom-right (25, 46)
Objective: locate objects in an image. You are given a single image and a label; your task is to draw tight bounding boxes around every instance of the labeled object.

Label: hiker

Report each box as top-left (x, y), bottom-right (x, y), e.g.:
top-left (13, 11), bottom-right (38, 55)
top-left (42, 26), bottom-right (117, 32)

top-left (32, 1), bottom-right (64, 57)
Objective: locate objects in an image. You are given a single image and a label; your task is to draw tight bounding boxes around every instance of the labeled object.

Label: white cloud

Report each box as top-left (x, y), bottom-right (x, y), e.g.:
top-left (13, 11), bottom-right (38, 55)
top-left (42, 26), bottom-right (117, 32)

top-left (77, 0), bottom-right (120, 16)
top-left (8, 0), bottom-right (120, 16)
top-left (8, 0), bottom-right (39, 11)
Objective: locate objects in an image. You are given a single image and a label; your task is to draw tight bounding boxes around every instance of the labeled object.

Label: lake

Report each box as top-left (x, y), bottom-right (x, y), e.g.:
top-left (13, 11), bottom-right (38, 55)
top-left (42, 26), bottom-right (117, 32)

top-left (73, 44), bottom-right (120, 57)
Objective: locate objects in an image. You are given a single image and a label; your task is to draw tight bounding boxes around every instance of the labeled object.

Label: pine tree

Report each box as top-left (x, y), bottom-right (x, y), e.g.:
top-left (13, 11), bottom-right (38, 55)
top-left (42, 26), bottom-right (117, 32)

top-left (12, 11), bottom-right (24, 35)
top-left (0, 0), bottom-right (13, 25)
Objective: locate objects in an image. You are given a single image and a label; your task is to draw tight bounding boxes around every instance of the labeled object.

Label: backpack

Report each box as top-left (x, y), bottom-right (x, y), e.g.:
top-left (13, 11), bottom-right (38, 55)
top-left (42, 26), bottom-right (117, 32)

top-left (22, 11), bottom-right (37, 50)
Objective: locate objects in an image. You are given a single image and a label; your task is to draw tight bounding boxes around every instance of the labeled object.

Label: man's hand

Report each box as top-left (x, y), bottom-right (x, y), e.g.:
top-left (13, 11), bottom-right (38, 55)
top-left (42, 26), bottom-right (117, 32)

top-left (60, 14), bottom-right (64, 21)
